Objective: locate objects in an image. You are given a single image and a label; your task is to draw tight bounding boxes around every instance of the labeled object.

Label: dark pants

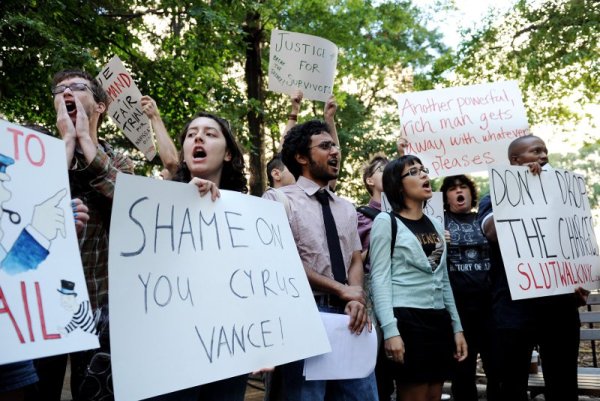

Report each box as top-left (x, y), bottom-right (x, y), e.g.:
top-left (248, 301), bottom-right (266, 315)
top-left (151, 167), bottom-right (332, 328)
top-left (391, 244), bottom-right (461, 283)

top-left (26, 351), bottom-right (92, 401)
top-left (450, 305), bottom-right (492, 401)
top-left (487, 299), bottom-right (580, 401)
top-left (143, 375), bottom-right (248, 401)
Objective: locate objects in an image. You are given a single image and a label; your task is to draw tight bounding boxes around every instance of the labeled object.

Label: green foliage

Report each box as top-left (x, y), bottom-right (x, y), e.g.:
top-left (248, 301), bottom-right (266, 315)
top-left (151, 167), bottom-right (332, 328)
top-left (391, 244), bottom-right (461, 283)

top-left (454, 0), bottom-right (600, 127)
top-left (0, 0), bottom-right (448, 200)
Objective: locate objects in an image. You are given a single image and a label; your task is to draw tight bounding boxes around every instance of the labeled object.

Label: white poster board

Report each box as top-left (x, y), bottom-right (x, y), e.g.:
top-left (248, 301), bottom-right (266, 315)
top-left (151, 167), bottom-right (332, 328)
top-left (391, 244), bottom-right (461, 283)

top-left (396, 81), bottom-right (530, 177)
top-left (97, 56), bottom-right (157, 160)
top-left (268, 29), bottom-right (338, 102)
top-left (381, 192), bottom-right (444, 226)
top-left (489, 166), bottom-right (600, 300)
top-left (109, 174), bottom-right (330, 400)
top-left (0, 119), bottom-right (99, 364)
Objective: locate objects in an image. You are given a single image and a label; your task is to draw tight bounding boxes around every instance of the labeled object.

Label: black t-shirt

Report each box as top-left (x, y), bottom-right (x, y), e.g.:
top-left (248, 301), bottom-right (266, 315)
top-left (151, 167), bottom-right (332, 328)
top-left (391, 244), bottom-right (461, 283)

top-left (397, 213), bottom-right (444, 271)
top-left (445, 211), bottom-right (492, 302)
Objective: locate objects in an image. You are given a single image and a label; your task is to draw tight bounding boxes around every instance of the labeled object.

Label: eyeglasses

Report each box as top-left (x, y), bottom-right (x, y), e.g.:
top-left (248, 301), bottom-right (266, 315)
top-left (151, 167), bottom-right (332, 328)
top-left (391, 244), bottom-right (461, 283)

top-left (51, 83), bottom-right (92, 95)
top-left (374, 165), bottom-right (385, 174)
top-left (401, 166), bottom-right (429, 179)
top-left (310, 141), bottom-right (340, 152)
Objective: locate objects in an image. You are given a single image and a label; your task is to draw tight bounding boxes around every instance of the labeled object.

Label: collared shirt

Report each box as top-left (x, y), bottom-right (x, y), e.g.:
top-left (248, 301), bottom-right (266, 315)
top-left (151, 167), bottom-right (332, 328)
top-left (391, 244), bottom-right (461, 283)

top-left (69, 140), bottom-right (134, 310)
top-left (263, 176), bottom-right (361, 282)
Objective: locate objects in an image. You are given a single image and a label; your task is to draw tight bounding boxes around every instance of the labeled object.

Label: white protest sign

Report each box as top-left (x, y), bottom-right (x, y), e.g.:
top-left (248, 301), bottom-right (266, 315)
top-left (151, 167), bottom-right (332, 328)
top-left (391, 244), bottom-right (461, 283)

top-left (96, 56), bottom-right (156, 160)
top-left (489, 166), bottom-right (600, 300)
top-left (381, 192), bottom-right (444, 226)
top-left (268, 29), bottom-right (338, 102)
top-left (109, 174), bottom-right (330, 400)
top-left (396, 81), bottom-right (530, 177)
top-left (0, 119), bottom-right (99, 364)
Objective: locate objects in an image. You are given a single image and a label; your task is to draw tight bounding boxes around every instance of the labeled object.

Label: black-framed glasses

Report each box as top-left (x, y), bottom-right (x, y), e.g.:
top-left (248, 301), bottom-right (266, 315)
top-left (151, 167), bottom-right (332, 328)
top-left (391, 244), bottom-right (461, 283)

top-left (51, 83), bottom-right (92, 95)
top-left (401, 166), bottom-right (429, 179)
top-left (374, 165), bottom-right (385, 174)
top-left (310, 141), bottom-right (340, 152)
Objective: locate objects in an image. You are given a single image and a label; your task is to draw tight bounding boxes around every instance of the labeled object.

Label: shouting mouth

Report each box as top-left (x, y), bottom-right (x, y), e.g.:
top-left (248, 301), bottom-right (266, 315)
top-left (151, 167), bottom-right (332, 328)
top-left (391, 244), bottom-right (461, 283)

top-left (192, 147), bottom-right (207, 160)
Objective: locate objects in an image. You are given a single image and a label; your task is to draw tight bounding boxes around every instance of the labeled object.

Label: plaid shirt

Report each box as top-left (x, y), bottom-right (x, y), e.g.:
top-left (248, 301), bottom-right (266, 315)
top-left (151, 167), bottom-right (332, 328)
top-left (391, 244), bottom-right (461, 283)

top-left (69, 140), bottom-right (134, 310)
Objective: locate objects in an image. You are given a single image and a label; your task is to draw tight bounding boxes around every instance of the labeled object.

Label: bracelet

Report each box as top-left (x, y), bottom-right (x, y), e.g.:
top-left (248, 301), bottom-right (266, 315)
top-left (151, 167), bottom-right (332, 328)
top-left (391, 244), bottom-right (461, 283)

top-left (288, 114), bottom-right (298, 121)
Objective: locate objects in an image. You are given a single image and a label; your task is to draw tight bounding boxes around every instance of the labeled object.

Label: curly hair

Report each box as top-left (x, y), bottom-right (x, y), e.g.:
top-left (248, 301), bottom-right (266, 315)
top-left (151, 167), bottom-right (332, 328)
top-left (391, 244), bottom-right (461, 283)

top-left (439, 175), bottom-right (478, 210)
top-left (172, 112), bottom-right (247, 193)
top-left (281, 120), bottom-right (330, 180)
top-left (382, 155), bottom-right (428, 212)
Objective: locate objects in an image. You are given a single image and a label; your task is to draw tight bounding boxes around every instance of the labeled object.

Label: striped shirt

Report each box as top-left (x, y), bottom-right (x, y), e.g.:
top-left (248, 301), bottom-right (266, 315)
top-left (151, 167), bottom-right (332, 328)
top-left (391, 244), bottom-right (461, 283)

top-left (65, 300), bottom-right (96, 334)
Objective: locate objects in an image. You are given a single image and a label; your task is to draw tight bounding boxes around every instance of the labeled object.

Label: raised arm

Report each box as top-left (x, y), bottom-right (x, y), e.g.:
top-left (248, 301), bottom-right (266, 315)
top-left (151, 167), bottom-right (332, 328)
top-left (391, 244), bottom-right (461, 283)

top-left (279, 90), bottom-right (303, 150)
top-left (141, 95), bottom-right (179, 178)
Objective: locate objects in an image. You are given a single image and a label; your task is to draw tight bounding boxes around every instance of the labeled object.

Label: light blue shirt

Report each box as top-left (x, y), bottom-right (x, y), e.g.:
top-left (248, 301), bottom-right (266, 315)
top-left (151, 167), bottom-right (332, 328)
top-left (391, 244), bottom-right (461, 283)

top-left (369, 212), bottom-right (462, 340)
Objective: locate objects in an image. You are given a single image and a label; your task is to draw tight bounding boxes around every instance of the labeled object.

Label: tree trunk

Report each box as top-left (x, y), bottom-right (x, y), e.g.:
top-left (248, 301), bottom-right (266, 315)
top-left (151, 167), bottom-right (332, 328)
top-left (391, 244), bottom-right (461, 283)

top-left (243, 9), bottom-right (265, 196)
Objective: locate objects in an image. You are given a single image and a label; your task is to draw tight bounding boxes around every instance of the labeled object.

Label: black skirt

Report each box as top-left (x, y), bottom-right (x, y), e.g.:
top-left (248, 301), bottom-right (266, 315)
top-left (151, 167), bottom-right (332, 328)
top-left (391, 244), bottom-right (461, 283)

top-left (384, 307), bottom-right (456, 383)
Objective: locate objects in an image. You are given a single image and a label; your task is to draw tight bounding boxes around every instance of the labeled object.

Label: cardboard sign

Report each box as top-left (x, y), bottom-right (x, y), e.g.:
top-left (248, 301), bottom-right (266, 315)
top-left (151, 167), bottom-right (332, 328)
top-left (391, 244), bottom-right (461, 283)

top-left (396, 81), bottom-right (530, 177)
top-left (489, 166), bottom-right (600, 300)
top-left (97, 56), bottom-right (156, 160)
top-left (268, 29), bottom-right (338, 101)
top-left (0, 119), bottom-right (99, 364)
top-left (381, 192), bottom-right (444, 226)
top-left (109, 174), bottom-right (330, 400)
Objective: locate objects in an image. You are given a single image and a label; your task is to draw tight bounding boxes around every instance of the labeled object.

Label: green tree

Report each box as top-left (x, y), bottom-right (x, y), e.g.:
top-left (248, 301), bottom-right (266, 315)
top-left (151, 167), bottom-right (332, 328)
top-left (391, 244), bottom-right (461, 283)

top-left (454, 0), bottom-right (599, 128)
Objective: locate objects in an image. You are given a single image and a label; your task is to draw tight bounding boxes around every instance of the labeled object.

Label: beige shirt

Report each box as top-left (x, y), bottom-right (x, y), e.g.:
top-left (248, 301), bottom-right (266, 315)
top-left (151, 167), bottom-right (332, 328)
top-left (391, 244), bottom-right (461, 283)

top-left (263, 176), bottom-right (361, 281)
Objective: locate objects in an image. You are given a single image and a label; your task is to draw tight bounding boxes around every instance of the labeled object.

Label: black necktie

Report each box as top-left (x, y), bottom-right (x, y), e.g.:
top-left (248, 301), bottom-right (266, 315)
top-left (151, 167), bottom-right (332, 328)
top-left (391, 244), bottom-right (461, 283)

top-left (315, 189), bottom-right (347, 284)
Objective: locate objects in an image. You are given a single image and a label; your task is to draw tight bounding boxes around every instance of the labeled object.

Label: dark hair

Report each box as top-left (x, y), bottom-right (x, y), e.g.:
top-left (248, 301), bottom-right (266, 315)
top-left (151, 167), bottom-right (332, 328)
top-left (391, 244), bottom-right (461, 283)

top-left (382, 155), bottom-right (427, 212)
top-left (172, 112), bottom-right (247, 193)
top-left (281, 120), bottom-right (330, 180)
top-left (439, 175), bottom-right (478, 210)
top-left (507, 134), bottom-right (543, 160)
top-left (362, 154), bottom-right (389, 195)
top-left (52, 70), bottom-right (109, 127)
top-left (266, 154), bottom-right (286, 187)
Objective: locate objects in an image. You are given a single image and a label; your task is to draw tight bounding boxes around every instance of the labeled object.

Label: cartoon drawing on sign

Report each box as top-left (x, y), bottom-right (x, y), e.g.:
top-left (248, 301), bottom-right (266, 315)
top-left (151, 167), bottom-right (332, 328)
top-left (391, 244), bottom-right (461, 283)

top-left (57, 280), bottom-right (97, 336)
top-left (0, 153), bottom-right (67, 275)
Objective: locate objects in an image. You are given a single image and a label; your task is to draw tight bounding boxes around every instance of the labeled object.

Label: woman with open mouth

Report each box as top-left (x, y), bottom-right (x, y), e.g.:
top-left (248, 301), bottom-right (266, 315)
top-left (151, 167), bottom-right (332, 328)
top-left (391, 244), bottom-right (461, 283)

top-left (147, 112), bottom-right (247, 401)
top-left (369, 155), bottom-right (467, 401)
top-left (440, 175), bottom-right (493, 401)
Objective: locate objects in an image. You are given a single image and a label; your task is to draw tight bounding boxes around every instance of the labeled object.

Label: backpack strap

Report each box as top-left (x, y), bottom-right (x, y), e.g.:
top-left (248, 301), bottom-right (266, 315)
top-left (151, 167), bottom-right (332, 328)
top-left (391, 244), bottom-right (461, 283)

top-left (357, 206), bottom-right (381, 221)
top-left (388, 211), bottom-right (397, 258)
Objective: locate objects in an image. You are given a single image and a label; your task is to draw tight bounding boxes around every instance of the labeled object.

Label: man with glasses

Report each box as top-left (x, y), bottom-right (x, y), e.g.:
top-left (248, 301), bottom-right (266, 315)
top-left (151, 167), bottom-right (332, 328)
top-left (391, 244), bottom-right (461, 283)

top-left (264, 120), bottom-right (377, 401)
top-left (29, 70), bottom-right (134, 401)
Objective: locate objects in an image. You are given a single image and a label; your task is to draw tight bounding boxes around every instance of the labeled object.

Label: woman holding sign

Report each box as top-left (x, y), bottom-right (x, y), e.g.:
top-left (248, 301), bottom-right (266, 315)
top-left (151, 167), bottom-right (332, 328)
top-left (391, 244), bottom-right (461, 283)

top-left (369, 155), bottom-right (467, 401)
top-left (147, 112), bottom-right (247, 401)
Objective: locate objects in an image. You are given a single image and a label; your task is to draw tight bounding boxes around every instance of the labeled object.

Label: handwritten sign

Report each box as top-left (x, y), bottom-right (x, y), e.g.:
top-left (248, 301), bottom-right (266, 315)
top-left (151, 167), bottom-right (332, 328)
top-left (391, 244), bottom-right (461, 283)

top-left (268, 29), bottom-right (338, 102)
top-left (396, 81), bottom-right (530, 177)
top-left (109, 174), bottom-right (330, 400)
top-left (490, 166), bottom-right (600, 300)
top-left (96, 56), bottom-right (156, 160)
top-left (381, 191), bottom-right (444, 226)
top-left (0, 119), bottom-right (99, 364)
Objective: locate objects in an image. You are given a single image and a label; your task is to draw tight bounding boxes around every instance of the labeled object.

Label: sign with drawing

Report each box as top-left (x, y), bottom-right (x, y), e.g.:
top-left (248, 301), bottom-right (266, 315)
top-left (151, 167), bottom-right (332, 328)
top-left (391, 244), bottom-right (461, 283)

top-left (0, 119), bottom-right (99, 364)
top-left (268, 29), bottom-right (338, 102)
top-left (396, 81), bottom-right (530, 177)
top-left (490, 166), bottom-right (600, 300)
top-left (109, 174), bottom-right (330, 400)
top-left (97, 56), bottom-right (157, 160)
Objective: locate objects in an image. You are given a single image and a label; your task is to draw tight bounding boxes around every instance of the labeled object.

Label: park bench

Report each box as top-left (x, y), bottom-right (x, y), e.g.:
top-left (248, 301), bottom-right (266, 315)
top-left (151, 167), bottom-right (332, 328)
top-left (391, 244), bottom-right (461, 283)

top-left (528, 293), bottom-right (600, 399)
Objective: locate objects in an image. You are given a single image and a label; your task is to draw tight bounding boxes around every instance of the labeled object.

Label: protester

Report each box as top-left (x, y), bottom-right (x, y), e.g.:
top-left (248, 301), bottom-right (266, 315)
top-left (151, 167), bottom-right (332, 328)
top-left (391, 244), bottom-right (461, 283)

top-left (28, 69), bottom-right (135, 401)
top-left (439, 175), bottom-right (493, 401)
top-left (369, 155), bottom-right (467, 401)
top-left (141, 95), bottom-right (179, 180)
top-left (145, 111), bottom-right (248, 401)
top-left (264, 120), bottom-right (377, 401)
top-left (478, 134), bottom-right (585, 401)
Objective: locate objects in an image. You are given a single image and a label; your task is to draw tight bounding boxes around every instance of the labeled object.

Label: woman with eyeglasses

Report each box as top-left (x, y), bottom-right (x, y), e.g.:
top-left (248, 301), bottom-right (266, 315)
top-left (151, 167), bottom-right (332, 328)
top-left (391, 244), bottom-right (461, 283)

top-left (369, 155), bottom-right (467, 401)
top-left (147, 112), bottom-right (248, 401)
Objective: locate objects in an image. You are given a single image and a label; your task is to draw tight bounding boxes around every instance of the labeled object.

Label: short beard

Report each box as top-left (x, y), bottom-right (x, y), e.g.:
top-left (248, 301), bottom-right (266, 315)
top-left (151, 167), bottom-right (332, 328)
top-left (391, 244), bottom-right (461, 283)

top-left (307, 155), bottom-right (337, 183)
